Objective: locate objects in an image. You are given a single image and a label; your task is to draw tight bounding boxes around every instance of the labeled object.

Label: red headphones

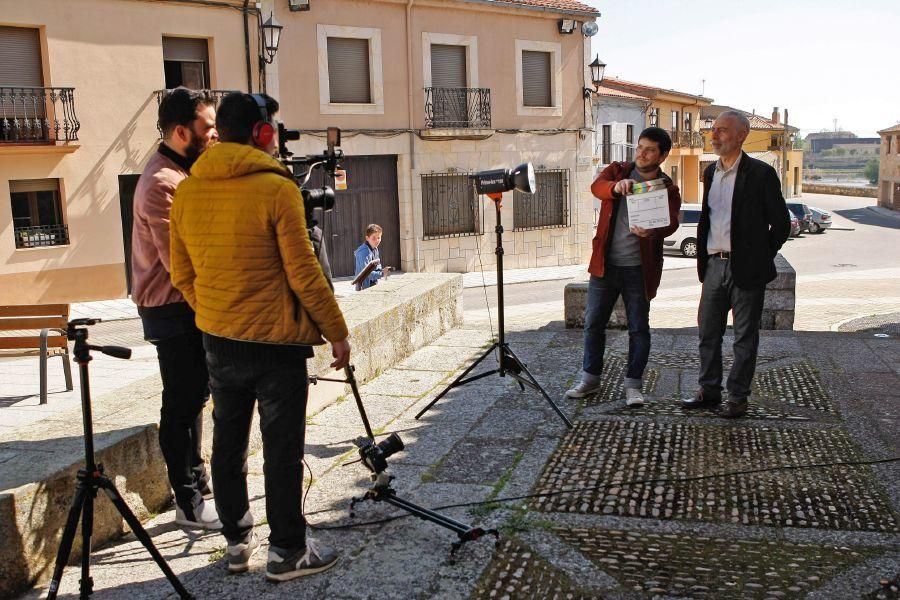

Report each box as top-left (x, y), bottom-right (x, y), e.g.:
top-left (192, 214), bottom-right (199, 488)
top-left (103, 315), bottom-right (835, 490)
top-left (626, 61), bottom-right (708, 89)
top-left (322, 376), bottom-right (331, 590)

top-left (250, 94), bottom-right (275, 147)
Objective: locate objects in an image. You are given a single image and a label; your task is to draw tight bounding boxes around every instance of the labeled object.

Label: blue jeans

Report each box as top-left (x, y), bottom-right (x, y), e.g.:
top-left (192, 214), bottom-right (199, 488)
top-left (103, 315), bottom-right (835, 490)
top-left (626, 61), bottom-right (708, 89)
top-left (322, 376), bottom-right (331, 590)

top-left (582, 266), bottom-right (651, 388)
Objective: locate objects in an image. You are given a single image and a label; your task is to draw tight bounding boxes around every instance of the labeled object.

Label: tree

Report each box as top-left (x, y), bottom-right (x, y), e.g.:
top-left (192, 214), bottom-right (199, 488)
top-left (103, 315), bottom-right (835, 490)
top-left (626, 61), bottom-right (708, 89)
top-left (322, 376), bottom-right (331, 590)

top-left (864, 159), bottom-right (880, 184)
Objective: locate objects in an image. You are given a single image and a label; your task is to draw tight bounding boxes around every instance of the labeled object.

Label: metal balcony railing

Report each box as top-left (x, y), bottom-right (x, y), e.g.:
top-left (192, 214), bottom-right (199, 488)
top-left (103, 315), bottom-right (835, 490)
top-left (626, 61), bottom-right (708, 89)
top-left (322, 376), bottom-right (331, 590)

top-left (14, 223), bottom-right (70, 248)
top-left (670, 130), bottom-right (704, 148)
top-left (0, 87), bottom-right (79, 143)
top-left (424, 87), bottom-right (491, 129)
top-left (154, 89), bottom-right (237, 137)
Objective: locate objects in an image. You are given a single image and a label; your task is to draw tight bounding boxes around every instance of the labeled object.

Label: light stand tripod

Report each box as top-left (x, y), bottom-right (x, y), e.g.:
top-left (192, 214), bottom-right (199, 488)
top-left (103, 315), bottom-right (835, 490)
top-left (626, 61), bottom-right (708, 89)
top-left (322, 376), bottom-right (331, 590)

top-left (46, 319), bottom-right (193, 600)
top-left (309, 365), bottom-right (499, 555)
top-left (414, 192), bottom-right (573, 429)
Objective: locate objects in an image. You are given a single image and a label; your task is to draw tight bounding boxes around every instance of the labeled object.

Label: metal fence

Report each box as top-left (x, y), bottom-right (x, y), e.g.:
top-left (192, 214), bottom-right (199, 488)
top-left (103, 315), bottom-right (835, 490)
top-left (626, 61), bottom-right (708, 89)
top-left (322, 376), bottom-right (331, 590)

top-left (14, 223), bottom-right (70, 248)
top-left (513, 169), bottom-right (570, 230)
top-left (421, 172), bottom-right (481, 239)
top-left (424, 87), bottom-right (491, 129)
top-left (0, 87), bottom-right (79, 143)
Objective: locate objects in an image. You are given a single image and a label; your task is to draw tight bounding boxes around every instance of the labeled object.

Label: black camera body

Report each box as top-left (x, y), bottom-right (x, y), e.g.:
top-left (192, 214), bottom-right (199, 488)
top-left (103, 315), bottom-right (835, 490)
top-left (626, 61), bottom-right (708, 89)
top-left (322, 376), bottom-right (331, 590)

top-left (278, 124), bottom-right (343, 213)
top-left (354, 433), bottom-right (405, 475)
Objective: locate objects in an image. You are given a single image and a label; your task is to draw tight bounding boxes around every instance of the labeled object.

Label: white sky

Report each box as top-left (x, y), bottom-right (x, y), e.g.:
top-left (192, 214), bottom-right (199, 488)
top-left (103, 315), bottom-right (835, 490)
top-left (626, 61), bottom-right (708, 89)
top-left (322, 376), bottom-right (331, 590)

top-left (585, 0), bottom-right (899, 138)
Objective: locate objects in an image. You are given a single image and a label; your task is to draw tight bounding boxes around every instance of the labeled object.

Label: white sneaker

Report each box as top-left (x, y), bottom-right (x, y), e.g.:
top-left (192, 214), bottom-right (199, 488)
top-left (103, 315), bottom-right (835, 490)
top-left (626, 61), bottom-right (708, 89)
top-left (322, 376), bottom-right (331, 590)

top-left (625, 388), bottom-right (645, 407)
top-left (227, 532), bottom-right (260, 573)
top-left (175, 498), bottom-right (223, 530)
top-left (565, 380), bottom-right (603, 399)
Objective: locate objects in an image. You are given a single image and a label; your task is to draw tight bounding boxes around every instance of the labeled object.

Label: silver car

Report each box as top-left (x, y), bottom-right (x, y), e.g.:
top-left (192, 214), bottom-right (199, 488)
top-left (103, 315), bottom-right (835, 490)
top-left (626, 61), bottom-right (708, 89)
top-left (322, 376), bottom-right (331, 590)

top-left (807, 207), bottom-right (832, 234)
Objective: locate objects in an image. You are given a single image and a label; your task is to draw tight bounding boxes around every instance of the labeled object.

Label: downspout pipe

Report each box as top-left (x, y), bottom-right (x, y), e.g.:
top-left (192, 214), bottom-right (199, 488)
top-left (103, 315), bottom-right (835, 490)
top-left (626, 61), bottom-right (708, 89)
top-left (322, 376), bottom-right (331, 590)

top-left (243, 0), bottom-right (253, 92)
top-left (407, 0), bottom-right (421, 272)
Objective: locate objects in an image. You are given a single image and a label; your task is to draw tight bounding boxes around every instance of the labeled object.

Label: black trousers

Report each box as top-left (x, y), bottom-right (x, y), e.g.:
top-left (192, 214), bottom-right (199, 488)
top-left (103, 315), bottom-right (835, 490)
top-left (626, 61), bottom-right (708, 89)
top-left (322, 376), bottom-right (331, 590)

top-left (151, 326), bottom-right (210, 507)
top-left (205, 344), bottom-right (309, 550)
top-left (698, 256), bottom-right (766, 400)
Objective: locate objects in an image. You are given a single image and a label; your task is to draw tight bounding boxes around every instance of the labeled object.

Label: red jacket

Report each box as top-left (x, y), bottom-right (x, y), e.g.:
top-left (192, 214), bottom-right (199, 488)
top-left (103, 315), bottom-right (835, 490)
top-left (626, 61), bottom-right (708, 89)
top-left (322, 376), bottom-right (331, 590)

top-left (588, 161), bottom-right (682, 300)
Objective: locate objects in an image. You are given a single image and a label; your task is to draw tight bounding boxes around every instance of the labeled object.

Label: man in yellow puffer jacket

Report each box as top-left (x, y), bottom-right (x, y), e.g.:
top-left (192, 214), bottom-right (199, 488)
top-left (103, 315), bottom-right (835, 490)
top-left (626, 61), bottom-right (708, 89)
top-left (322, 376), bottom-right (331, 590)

top-left (170, 93), bottom-right (349, 581)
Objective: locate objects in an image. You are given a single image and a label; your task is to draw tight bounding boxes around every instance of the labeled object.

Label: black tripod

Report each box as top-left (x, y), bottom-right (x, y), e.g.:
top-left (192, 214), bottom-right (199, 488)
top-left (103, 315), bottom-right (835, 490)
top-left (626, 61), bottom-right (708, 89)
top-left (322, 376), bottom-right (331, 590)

top-left (309, 365), bottom-right (498, 555)
top-left (415, 194), bottom-right (573, 429)
top-left (46, 319), bottom-right (193, 600)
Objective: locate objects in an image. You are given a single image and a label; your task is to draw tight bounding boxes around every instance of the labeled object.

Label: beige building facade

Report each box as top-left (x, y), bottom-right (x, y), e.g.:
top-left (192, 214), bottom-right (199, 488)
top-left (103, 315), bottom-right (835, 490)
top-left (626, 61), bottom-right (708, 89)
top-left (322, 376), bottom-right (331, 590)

top-left (0, 0), bottom-right (252, 304)
top-left (0, 0), bottom-right (601, 303)
top-left (877, 124), bottom-right (900, 210)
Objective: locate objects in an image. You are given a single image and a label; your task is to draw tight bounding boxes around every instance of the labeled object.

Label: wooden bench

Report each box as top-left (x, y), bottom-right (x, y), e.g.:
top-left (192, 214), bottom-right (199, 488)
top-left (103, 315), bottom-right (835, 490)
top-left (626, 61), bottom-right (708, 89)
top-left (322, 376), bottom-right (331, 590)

top-left (0, 304), bottom-right (74, 404)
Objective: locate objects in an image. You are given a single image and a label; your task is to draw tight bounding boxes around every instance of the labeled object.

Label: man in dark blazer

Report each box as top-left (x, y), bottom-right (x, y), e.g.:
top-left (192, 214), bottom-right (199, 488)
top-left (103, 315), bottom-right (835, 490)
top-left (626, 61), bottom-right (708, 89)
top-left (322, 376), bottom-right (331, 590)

top-left (682, 111), bottom-right (791, 417)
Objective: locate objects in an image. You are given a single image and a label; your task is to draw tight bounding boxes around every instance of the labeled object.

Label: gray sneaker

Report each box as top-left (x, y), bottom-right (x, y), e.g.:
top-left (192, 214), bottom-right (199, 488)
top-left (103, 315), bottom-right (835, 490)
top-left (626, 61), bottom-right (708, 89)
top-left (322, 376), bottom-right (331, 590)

top-left (226, 532), bottom-right (260, 573)
top-left (174, 498), bottom-right (222, 530)
top-left (266, 539), bottom-right (339, 582)
top-left (565, 379), bottom-right (602, 399)
top-left (625, 387), bottom-right (645, 407)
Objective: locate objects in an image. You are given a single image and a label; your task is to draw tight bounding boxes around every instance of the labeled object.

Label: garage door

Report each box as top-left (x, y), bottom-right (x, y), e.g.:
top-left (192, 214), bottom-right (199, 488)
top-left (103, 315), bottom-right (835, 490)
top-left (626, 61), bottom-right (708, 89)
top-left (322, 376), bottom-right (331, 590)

top-left (307, 155), bottom-right (400, 278)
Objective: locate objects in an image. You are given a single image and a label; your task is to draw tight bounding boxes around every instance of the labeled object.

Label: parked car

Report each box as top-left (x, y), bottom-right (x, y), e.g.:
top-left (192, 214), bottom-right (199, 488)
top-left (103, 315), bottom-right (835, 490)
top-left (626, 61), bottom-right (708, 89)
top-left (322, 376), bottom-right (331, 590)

top-left (664, 204), bottom-right (701, 257)
top-left (807, 207), bottom-right (832, 233)
top-left (789, 215), bottom-right (801, 237)
top-left (786, 202), bottom-right (812, 233)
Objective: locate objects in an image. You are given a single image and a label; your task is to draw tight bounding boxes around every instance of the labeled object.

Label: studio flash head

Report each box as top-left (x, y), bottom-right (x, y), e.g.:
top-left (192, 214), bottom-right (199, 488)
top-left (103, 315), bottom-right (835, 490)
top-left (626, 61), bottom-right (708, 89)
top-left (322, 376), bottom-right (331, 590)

top-left (471, 162), bottom-right (536, 195)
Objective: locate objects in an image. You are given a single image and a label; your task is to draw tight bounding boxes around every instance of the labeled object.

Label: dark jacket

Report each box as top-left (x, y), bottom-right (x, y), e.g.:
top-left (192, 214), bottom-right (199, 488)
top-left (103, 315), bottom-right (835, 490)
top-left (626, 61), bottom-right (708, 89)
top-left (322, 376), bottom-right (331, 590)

top-left (697, 152), bottom-right (791, 289)
top-left (589, 161), bottom-right (681, 300)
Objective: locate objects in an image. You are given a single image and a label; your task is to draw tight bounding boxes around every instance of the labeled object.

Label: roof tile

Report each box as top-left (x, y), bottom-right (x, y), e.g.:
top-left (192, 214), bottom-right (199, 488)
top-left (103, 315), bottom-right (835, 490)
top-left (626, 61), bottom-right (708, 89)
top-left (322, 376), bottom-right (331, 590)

top-left (479, 0), bottom-right (600, 15)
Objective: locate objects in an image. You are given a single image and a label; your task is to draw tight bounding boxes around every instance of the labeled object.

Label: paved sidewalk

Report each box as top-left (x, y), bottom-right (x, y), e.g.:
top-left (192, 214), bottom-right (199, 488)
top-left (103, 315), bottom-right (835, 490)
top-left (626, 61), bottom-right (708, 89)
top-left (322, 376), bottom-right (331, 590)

top-left (19, 314), bottom-right (899, 599)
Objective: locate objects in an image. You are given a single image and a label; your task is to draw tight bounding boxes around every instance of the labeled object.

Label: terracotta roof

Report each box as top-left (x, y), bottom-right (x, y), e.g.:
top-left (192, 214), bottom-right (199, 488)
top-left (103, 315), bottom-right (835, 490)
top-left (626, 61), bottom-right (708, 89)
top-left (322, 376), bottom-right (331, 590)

top-left (701, 104), bottom-right (798, 132)
top-left (878, 123), bottom-right (900, 134)
top-left (469, 0), bottom-right (601, 16)
top-left (601, 76), bottom-right (713, 103)
top-left (593, 85), bottom-right (650, 102)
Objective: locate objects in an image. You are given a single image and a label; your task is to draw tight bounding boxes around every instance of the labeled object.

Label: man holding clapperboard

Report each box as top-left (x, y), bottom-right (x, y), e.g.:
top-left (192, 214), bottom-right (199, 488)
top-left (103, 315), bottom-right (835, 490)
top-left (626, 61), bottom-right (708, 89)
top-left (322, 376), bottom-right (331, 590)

top-left (566, 127), bottom-right (682, 407)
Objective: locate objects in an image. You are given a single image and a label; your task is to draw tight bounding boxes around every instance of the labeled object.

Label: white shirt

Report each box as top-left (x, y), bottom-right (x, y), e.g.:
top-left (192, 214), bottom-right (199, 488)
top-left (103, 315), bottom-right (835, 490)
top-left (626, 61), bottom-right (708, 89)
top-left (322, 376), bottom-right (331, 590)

top-left (706, 152), bottom-right (741, 253)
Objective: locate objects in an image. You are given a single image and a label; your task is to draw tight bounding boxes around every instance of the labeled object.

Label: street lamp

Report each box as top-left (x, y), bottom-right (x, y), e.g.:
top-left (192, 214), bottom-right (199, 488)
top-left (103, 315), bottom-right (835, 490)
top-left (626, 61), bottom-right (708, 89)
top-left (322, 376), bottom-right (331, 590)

top-left (583, 55), bottom-right (606, 99)
top-left (260, 12), bottom-right (283, 64)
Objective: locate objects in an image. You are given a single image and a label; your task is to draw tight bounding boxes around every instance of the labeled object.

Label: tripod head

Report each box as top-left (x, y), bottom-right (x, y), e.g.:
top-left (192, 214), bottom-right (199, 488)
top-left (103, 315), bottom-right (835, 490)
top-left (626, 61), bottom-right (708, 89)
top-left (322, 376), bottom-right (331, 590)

top-left (66, 318), bottom-right (132, 362)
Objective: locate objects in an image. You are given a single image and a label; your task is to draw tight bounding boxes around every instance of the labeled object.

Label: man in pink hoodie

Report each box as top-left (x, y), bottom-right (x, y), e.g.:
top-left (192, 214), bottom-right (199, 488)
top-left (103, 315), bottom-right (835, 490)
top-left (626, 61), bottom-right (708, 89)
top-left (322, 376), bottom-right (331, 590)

top-left (131, 88), bottom-right (221, 529)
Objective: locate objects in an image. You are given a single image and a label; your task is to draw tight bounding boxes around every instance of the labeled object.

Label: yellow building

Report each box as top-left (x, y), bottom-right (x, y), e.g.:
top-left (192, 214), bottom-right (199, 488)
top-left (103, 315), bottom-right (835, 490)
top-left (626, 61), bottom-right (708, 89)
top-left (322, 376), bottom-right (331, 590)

top-left (599, 77), bottom-right (712, 202)
top-left (700, 106), bottom-right (804, 198)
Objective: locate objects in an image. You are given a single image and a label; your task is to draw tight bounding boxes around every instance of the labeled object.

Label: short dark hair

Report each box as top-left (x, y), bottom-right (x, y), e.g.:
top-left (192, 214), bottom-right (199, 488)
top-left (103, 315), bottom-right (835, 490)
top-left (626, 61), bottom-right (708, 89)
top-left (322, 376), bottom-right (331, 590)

top-left (157, 87), bottom-right (215, 138)
top-left (215, 92), bottom-right (279, 144)
top-left (638, 126), bottom-right (672, 155)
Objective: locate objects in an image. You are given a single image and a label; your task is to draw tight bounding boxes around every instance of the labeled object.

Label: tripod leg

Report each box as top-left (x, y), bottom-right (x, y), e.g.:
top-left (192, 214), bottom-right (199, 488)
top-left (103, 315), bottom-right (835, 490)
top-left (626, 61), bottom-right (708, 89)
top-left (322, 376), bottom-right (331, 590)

top-left (503, 346), bottom-right (574, 429)
top-left (415, 343), bottom-right (499, 420)
top-left (46, 484), bottom-right (88, 600)
top-left (97, 478), bottom-right (195, 600)
top-left (345, 366), bottom-right (375, 440)
top-left (79, 491), bottom-right (94, 598)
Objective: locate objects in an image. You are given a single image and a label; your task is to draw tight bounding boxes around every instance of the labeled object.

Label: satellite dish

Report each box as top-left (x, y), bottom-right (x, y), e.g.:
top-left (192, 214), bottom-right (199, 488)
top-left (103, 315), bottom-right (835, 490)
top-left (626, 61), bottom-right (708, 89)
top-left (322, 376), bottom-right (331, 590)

top-left (582, 21), bottom-right (599, 37)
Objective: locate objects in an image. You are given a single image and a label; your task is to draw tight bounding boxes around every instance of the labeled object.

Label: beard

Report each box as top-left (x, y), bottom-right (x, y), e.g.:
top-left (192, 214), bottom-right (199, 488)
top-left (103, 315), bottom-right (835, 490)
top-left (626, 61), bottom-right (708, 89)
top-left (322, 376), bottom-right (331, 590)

top-left (184, 132), bottom-right (208, 162)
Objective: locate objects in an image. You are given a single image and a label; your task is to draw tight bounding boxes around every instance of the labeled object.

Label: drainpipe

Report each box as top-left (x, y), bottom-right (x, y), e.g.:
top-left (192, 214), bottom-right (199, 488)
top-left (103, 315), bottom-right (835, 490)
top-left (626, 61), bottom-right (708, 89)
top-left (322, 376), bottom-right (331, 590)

top-left (407, 0), bottom-right (421, 272)
top-left (243, 0), bottom-right (253, 92)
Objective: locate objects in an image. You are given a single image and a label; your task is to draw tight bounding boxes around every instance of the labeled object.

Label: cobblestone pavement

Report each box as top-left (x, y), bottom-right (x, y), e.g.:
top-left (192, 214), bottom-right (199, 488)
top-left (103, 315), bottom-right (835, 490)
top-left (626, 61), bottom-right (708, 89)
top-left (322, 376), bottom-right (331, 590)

top-left (23, 315), bottom-right (899, 600)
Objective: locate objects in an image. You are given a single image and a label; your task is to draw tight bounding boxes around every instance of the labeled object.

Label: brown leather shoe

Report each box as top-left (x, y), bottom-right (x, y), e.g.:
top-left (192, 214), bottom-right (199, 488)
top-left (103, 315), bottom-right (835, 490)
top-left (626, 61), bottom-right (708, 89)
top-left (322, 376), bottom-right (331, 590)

top-left (719, 397), bottom-right (748, 418)
top-left (682, 388), bottom-right (722, 409)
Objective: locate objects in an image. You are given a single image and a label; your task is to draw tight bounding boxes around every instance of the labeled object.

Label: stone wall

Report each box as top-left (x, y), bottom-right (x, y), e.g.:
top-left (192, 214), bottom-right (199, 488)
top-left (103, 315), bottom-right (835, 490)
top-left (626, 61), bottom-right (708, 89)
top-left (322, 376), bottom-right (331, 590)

top-left (0, 273), bottom-right (462, 599)
top-left (564, 254), bottom-right (796, 331)
top-left (802, 183), bottom-right (876, 198)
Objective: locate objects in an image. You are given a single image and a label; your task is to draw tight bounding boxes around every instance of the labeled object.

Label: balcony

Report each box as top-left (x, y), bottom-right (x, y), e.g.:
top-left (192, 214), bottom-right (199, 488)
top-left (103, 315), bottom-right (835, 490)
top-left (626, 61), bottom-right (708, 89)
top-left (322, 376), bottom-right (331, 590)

top-left (14, 223), bottom-right (70, 249)
top-left (670, 130), bottom-right (704, 149)
top-left (423, 87), bottom-right (492, 139)
top-left (0, 87), bottom-right (79, 144)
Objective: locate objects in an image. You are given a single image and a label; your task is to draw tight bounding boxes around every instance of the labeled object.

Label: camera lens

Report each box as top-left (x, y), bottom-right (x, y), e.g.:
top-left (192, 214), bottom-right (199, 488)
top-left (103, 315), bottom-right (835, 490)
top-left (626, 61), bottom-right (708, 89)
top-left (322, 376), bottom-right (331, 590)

top-left (376, 433), bottom-right (404, 459)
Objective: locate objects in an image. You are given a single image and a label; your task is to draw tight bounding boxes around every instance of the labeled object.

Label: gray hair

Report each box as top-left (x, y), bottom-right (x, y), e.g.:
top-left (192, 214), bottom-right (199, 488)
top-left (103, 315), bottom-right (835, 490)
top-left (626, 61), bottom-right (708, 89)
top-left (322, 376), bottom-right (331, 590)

top-left (718, 110), bottom-right (751, 133)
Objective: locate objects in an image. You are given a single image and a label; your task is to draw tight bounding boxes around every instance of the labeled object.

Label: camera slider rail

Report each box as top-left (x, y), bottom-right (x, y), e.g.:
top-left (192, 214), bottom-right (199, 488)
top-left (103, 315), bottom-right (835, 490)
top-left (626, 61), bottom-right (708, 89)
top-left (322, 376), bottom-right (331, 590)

top-left (349, 480), bottom-right (499, 557)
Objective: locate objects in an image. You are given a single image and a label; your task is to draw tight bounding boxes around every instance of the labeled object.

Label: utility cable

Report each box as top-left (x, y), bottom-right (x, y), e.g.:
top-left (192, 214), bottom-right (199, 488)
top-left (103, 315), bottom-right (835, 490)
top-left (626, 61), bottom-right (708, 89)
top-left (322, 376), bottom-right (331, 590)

top-left (301, 456), bottom-right (900, 531)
